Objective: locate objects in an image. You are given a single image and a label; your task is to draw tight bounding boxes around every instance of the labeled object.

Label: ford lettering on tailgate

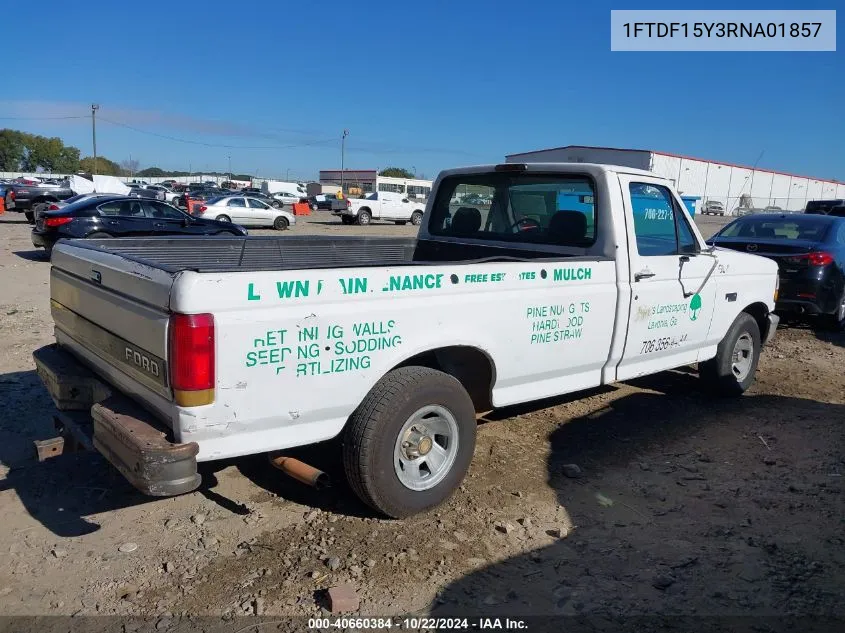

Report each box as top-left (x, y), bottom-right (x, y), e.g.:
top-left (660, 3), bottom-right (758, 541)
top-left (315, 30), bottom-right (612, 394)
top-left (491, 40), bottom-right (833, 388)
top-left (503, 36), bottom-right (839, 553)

top-left (124, 344), bottom-right (161, 378)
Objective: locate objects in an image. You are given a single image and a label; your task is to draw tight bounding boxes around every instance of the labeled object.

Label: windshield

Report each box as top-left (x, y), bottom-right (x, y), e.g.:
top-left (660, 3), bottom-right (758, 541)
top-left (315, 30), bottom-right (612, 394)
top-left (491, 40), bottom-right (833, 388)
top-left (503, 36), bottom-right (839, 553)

top-left (717, 216), bottom-right (832, 241)
top-left (429, 173), bottom-right (597, 247)
top-left (805, 200), bottom-right (843, 214)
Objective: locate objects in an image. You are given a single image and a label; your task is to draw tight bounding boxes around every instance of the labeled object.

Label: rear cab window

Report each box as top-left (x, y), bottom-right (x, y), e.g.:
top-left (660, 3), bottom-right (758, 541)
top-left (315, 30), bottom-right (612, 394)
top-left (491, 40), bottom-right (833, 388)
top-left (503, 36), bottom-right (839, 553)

top-left (429, 174), bottom-right (597, 248)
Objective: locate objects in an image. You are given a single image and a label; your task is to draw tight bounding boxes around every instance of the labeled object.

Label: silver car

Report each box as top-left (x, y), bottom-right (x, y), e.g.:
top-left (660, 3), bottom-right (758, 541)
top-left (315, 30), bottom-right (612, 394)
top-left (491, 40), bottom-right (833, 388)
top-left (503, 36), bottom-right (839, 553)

top-left (194, 195), bottom-right (296, 230)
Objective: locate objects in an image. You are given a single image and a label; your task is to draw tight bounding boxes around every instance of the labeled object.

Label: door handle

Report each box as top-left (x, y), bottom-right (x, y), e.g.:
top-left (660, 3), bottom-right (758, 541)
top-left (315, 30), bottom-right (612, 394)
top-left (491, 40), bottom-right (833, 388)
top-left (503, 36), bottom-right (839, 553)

top-left (154, 222), bottom-right (166, 228)
top-left (634, 270), bottom-right (655, 281)
top-left (107, 220), bottom-right (119, 225)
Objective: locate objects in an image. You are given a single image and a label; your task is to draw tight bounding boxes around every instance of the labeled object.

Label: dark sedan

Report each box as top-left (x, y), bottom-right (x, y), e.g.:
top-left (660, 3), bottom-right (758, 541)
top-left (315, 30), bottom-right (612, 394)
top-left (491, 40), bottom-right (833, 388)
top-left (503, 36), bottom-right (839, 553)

top-left (708, 213), bottom-right (845, 330)
top-left (31, 196), bottom-right (248, 252)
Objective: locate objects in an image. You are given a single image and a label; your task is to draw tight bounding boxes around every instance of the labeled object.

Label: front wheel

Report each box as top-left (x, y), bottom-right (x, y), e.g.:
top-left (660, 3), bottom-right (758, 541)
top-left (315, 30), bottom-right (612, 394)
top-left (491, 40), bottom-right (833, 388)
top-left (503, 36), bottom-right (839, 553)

top-left (273, 216), bottom-right (289, 230)
top-left (343, 367), bottom-right (477, 518)
top-left (215, 214), bottom-right (231, 223)
top-left (411, 211), bottom-right (423, 226)
top-left (271, 201), bottom-right (282, 208)
top-left (357, 210), bottom-right (372, 226)
top-left (699, 312), bottom-right (761, 396)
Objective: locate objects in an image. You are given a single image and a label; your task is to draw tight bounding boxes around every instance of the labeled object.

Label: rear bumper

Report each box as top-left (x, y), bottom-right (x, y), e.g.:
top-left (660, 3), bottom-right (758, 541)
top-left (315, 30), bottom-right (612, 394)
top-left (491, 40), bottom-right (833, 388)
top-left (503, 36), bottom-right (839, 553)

top-left (32, 344), bottom-right (201, 496)
top-left (776, 299), bottom-right (825, 316)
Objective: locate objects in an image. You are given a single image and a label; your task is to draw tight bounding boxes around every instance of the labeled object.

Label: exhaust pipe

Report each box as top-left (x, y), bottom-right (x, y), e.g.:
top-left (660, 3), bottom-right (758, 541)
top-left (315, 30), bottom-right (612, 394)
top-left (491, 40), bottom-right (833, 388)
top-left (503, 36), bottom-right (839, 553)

top-left (269, 454), bottom-right (330, 490)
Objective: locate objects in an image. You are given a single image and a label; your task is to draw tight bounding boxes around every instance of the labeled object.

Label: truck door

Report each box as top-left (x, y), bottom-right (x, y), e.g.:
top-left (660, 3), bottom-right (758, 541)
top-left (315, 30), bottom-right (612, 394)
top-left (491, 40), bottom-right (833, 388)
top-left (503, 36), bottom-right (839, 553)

top-left (615, 175), bottom-right (717, 381)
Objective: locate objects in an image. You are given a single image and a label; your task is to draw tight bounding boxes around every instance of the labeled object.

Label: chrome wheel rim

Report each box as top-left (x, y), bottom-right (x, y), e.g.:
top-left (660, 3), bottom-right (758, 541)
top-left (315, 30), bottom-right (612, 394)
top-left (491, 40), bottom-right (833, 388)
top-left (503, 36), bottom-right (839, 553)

top-left (394, 405), bottom-right (459, 491)
top-left (731, 333), bottom-right (754, 381)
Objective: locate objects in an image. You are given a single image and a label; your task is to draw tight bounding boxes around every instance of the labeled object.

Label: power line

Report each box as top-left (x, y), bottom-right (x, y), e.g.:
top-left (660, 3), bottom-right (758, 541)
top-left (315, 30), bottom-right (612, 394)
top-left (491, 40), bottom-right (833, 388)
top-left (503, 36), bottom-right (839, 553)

top-left (0, 116), bottom-right (88, 121)
top-left (98, 117), bottom-right (338, 150)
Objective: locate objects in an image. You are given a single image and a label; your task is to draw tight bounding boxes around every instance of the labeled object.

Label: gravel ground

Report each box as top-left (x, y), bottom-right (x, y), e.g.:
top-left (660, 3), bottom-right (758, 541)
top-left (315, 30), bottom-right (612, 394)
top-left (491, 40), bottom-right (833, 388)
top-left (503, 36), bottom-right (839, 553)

top-left (0, 210), bottom-right (843, 623)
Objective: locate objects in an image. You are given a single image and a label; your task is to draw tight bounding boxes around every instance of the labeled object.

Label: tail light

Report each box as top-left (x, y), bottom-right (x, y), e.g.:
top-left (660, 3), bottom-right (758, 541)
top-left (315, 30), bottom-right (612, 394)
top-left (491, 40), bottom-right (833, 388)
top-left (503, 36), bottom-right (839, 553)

top-left (9, 190), bottom-right (15, 200)
top-left (44, 217), bottom-right (73, 227)
top-left (48, 203), bottom-right (61, 211)
top-left (787, 252), bottom-right (834, 266)
top-left (199, 205), bottom-right (207, 212)
top-left (169, 313), bottom-right (215, 407)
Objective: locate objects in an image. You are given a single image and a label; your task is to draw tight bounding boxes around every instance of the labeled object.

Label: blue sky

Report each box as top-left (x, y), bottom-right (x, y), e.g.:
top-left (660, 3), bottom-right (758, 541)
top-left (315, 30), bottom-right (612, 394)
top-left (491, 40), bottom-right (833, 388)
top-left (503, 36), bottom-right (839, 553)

top-left (2, 0), bottom-right (841, 181)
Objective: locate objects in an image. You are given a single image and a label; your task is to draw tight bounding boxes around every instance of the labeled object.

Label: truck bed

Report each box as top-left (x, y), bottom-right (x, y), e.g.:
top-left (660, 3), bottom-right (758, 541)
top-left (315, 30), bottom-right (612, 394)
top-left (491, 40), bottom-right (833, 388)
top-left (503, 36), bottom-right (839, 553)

top-left (62, 236), bottom-right (418, 273)
top-left (58, 235), bottom-right (579, 274)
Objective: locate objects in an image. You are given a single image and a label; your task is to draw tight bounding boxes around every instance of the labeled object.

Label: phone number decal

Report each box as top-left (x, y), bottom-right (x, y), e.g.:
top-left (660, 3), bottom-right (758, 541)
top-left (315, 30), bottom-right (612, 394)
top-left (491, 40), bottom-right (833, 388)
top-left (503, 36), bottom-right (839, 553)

top-left (641, 334), bottom-right (688, 355)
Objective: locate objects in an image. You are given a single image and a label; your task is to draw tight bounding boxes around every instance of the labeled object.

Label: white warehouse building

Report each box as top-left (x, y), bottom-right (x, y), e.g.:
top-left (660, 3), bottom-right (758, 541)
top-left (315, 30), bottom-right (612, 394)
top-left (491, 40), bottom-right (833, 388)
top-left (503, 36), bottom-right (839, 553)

top-left (505, 145), bottom-right (845, 215)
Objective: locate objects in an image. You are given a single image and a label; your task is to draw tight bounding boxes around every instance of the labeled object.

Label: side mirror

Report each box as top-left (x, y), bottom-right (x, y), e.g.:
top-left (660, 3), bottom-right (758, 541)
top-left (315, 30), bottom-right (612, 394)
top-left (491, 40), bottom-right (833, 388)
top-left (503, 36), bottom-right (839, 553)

top-left (402, 198), bottom-right (409, 203)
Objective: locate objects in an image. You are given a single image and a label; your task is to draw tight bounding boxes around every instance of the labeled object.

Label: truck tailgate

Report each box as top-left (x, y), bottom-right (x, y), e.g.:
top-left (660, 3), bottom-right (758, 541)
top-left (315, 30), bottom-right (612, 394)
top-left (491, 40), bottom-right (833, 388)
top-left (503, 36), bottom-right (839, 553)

top-left (49, 240), bottom-right (178, 419)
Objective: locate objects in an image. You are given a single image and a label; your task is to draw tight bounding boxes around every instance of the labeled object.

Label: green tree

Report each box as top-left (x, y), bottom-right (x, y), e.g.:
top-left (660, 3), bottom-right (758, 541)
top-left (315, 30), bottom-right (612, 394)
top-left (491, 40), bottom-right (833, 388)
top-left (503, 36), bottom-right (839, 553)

top-left (21, 134), bottom-right (80, 173)
top-left (137, 166), bottom-right (166, 177)
top-left (79, 156), bottom-right (122, 176)
top-left (0, 129), bottom-right (26, 171)
top-left (378, 167), bottom-right (415, 178)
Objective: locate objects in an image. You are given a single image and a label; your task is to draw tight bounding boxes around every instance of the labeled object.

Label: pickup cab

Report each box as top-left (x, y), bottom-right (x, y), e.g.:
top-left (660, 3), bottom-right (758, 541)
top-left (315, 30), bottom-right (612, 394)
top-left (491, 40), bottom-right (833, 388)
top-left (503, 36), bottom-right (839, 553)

top-left (338, 191), bottom-right (426, 226)
top-left (33, 163), bottom-right (779, 517)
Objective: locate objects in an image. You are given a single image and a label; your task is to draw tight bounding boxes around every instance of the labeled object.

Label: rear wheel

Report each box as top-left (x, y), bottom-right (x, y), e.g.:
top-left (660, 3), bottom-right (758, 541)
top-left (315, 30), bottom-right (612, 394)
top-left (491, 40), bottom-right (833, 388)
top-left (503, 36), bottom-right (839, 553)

top-left (411, 211), bottom-right (423, 226)
top-left (699, 312), bottom-right (761, 396)
top-left (357, 209), bottom-right (372, 226)
top-left (32, 202), bottom-right (49, 221)
top-left (271, 200), bottom-right (282, 209)
top-left (342, 366), bottom-right (476, 518)
top-left (24, 211), bottom-right (35, 224)
top-left (273, 216), bottom-right (289, 230)
top-left (215, 214), bottom-right (231, 223)
top-left (822, 292), bottom-right (845, 331)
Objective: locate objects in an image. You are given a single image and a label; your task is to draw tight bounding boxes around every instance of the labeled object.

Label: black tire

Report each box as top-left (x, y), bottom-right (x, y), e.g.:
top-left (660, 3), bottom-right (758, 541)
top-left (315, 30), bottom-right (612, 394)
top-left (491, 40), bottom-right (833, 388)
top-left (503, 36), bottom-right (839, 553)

top-left (24, 211), bottom-right (35, 224)
top-left (271, 200), bottom-right (282, 209)
top-left (86, 232), bottom-right (112, 239)
top-left (821, 292), bottom-right (845, 332)
top-left (411, 211), bottom-right (423, 226)
top-left (699, 312), bottom-right (761, 397)
top-left (273, 216), bottom-right (289, 230)
top-left (341, 216), bottom-right (354, 225)
top-left (215, 214), bottom-right (231, 223)
top-left (343, 366), bottom-right (476, 518)
top-left (357, 209), bottom-right (372, 226)
top-left (32, 202), bottom-right (49, 221)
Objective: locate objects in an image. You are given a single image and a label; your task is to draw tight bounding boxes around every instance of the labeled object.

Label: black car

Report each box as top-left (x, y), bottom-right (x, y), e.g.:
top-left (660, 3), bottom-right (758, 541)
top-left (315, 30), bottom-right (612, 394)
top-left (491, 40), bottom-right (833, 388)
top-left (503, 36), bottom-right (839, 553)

top-left (708, 213), bottom-right (845, 330)
top-left (31, 196), bottom-right (248, 252)
top-left (805, 199), bottom-right (845, 215)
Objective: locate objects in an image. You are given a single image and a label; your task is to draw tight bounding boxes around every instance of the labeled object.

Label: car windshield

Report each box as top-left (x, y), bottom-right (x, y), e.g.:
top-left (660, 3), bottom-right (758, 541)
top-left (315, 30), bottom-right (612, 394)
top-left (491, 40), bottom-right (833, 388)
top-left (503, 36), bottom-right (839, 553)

top-left (717, 216), bottom-right (833, 241)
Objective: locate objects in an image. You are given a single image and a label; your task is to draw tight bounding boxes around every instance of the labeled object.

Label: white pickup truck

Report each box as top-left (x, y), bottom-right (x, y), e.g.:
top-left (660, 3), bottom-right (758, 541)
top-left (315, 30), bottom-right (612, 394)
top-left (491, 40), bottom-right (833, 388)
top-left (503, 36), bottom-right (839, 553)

top-left (34, 163), bottom-right (779, 518)
top-left (337, 191), bottom-right (426, 226)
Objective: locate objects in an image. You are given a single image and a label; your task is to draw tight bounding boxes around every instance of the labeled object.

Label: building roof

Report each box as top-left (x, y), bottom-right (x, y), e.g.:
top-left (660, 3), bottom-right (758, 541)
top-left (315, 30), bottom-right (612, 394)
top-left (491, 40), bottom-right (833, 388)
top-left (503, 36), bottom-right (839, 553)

top-left (505, 145), bottom-right (841, 185)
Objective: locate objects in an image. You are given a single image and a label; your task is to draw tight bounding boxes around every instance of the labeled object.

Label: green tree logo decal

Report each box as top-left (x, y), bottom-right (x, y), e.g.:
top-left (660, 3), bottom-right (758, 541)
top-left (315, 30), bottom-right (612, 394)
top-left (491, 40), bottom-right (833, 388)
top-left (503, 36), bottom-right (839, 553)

top-left (689, 293), bottom-right (702, 321)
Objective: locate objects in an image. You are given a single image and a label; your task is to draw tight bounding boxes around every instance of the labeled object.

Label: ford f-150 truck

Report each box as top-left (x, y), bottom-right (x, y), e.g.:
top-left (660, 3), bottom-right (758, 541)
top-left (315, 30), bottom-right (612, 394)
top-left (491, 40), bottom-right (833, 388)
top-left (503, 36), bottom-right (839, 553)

top-left (337, 191), bottom-right (426, 226)
top-left (33, 163), bottom-right (779, 518)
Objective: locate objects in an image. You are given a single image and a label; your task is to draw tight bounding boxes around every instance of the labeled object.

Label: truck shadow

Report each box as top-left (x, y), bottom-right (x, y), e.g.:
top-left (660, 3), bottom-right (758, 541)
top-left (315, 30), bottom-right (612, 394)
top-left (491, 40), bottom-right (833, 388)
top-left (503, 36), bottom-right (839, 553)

top-left (12, 250), bottom-right (50, 262)
top-left (0, 370), bottom-right (149, 537)
top-left (430, 373), bottom-right (845, 623)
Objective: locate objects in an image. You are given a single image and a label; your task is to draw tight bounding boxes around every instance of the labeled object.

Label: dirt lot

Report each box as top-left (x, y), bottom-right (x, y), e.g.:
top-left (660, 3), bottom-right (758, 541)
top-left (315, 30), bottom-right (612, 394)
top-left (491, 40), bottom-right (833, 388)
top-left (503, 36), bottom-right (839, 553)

top-left (0, 211), bottom-right (843, 625)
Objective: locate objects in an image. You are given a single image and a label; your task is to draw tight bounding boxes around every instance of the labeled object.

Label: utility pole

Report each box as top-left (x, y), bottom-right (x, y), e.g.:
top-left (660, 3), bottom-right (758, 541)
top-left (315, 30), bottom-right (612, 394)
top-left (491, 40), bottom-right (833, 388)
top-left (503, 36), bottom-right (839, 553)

top-left (228, 155), bottom-right (232, 180)
top-left (341, 129), bottom-right (349, 194)
top-left (91, 104), bottom-right (99, 175)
